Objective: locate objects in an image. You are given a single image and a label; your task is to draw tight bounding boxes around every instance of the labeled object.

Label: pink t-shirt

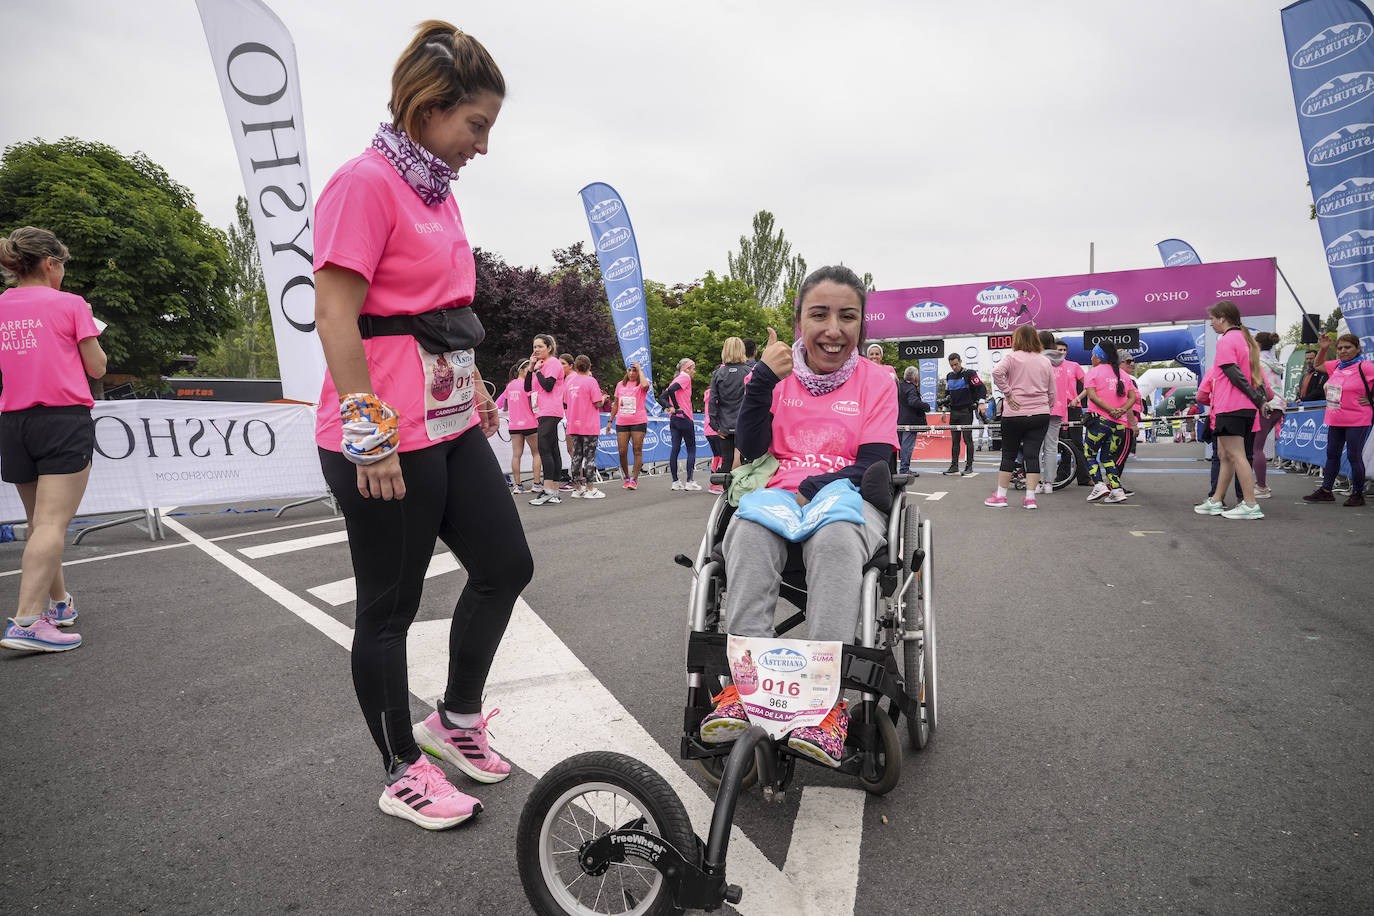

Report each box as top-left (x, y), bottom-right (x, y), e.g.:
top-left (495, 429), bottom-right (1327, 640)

top-left (1321, 359), bottom-right (1374, 427)
top-left (766, 358), bottom-right (899, 492)
top-left (496, 378), bottom-right (536, 431)
top-left (668, 371), bottom-right (692, 414)
top-left (1084, 363), bottom-right (1132, 418)
top-left (564, 372), bottom-right (605, 435)
top-left (991, 350), bottom-right (1055, 417)
top-left (313, 148), bottom-right (478, 451)
top-left (613, 381), bottom-right (648, 425)
top-left (1210, 328), bottom-right (1257, 416)
top-left (0, 287), bottom-right (100, 411)
top-left (530, 358), bottom-right (565, 418)
top-left (702, 389), bottom-right (716, 436)
top-left (1050, 359), bottom-right (1084, 420)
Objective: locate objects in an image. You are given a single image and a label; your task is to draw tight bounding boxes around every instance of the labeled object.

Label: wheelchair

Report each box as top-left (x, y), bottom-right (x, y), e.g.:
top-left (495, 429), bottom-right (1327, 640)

top-left (515, 468), bottom-right (938, 914)
top-left (675, 469), bottom-right (937, 797)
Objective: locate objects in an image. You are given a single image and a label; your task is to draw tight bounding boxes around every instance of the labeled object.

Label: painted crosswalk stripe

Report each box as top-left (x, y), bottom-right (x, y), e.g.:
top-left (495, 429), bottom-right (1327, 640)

top-left (238, 529), bottom-right (349, 559)
top-left (307, 552), bottom-right (461, 606)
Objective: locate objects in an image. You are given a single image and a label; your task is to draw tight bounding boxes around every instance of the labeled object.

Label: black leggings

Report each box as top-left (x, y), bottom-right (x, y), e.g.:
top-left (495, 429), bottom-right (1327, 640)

top-left (999, 414), bottom-right (1050, 474)
top-left (319, 427), bottom-right (533, 770)
top-left (536, 415), bottom-right (563, 484)
top-left (670, 418), bottom-right (696, 481)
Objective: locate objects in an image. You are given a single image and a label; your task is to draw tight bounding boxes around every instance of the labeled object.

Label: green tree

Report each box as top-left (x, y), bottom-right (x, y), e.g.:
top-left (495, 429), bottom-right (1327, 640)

top-left (0, 138), bottom-right (236, 383)
top-left (727, 210), bottom-right (796, 311)
top-left (194, 196), bottom-right (278, 378)
top-left (647, 271), bottom-right (786, 409)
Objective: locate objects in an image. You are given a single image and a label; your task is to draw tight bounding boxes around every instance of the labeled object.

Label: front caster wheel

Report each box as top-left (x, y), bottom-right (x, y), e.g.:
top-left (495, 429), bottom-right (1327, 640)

top-left (856, 709), bottom-right (902, 796)
top-left (517, 752), bottom-right (697, 915)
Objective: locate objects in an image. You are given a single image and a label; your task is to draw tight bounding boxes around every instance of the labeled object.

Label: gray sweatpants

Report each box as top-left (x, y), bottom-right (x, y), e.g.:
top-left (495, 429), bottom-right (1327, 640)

top-left (1039, 416), bottom-right (1063, 479)
top-left (722, 500), bottom-right (887, 643)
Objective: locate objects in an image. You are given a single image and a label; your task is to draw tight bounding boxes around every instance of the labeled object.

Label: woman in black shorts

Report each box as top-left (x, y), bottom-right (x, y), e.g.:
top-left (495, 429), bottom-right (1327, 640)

top-left (0, 227), bottom-right (107, 653)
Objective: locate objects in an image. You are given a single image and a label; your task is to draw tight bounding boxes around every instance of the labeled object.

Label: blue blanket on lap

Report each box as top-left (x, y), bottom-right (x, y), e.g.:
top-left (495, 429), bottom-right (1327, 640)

top-left (734, 479), bottom-right (867, 542)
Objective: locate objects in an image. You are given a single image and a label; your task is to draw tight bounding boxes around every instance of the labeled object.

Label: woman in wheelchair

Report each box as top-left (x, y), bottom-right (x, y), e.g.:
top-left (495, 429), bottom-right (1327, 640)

top-left (698, 265), bottom-right (898, 767)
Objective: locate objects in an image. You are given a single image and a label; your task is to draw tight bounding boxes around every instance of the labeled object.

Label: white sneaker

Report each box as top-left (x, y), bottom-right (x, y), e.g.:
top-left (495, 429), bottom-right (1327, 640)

top-left (584, 488), bottom-right (606, 499)
top-left (1254, 486), bottom-right (1272, 499)
top-left (569, 488), bottom-right (584, 498)
top-left (671, 480), bottom-right (685, 491)
top-left (684, 480), bottom-right (703, 491)
top-left (1103, 488), bottom-right (1129, 503)
top-left (1086, 482), bottom-right (1109, 501)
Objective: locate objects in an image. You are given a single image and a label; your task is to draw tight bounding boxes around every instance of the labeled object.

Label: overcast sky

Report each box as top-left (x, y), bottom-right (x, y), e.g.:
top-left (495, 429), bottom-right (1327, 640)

top-left (0, 0), bottom-right (1341, 333)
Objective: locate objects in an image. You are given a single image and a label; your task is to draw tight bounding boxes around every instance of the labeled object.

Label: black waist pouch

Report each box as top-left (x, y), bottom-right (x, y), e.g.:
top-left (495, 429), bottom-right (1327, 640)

top-left (358, 306), bottom-right (485, 354)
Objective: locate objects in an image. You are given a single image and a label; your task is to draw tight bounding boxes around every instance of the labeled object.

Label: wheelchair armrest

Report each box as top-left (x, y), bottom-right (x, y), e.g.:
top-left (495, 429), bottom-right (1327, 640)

top-left (710, 473), bottom-right (729, 486)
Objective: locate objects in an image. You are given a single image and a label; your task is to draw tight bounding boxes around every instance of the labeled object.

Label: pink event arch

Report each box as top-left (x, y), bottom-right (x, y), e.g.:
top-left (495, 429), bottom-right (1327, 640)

top-left (864, 258), bottom-right (1276, 339)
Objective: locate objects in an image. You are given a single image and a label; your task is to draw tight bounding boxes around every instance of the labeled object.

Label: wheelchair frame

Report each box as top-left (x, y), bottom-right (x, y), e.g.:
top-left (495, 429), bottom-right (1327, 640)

top-left (676, 473), bottom-right (937, 797)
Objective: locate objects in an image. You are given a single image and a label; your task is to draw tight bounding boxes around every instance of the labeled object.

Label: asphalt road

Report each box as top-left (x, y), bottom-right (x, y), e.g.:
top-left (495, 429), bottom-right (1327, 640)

top-left (1, 441), bottom-right (1371, 915)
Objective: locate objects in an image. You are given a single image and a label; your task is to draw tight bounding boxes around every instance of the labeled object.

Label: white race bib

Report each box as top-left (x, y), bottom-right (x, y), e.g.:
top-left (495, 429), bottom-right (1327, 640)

top-left (419, 344), bottom-right (475, 440)
top-left (619, 394), bottom-right (637, 415)
top-left (1325, 380), bottom-right (1343, 412)
top-left (726, 635), bottom-right (843, 740)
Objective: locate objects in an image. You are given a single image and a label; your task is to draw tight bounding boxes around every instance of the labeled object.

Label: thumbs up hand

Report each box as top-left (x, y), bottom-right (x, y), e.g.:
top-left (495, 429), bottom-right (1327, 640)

top-left (761, 327), bottom-right (793, 379)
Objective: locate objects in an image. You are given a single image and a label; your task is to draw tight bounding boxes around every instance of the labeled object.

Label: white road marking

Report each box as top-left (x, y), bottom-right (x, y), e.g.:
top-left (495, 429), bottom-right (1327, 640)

top-left (907, 490), bottom-right (947, 501)
top-left (784, 786), bottom-right (864, 915)
top-left (1129, 530), bottom-right (1167, 537)
top-left (159, 515), bottom-right (353, 649)
top-left (308, 552), bottom-right (461, 606)
top-left (238, 529), bottom-right (349, 558)
top-left (0, 516), bottom-right (348, 579)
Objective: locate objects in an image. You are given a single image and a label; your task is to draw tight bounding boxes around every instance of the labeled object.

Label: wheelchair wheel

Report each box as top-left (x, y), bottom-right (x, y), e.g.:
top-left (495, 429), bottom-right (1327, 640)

top-left (903, 636), bottom-right (930, 751)
top-left (517, 752), bottom-right (697, 916)
top-left (856, 707), bottom-right (902, 796)
top-left (694, 752), bottom-right (759, 791)
top-left (1050, 439), bottom-right (1076, 491)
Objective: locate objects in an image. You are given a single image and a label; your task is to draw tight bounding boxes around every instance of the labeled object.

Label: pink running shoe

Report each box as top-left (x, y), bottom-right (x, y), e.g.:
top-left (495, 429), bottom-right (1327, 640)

top-left (983, 494), bottom-right (1008, 508)
top-left (627, 478), bottom-right (638, 490)
top-left (1, 617), bottom-right (82, 652)
top-left (413, 707), bottom-right (511, 784)
top-left (1023, 495), bottom-right (1038, 510)
top-left (378, 756), bottom-right (480, 830)
top-left (46, 594), bottom-right (78, 627)
top-left (786, 701), bottom-right (849, 768)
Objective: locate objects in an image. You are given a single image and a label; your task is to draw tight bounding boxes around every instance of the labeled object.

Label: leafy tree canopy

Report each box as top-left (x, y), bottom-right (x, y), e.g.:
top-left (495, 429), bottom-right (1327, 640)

top-left (0, 137), bottom-right (236, 381)
top-left (194, 196), bottom-right (278, 378)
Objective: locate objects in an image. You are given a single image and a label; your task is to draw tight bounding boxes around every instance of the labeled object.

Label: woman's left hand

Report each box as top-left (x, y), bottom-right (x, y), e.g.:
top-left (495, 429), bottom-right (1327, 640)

top-left (1005, 394), bottom-right (1021, 411)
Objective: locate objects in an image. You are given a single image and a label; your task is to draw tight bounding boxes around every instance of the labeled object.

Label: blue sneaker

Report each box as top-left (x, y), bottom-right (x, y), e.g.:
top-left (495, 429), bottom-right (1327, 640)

top-left (1, 617), bottom-right (82, 652)
top-left (46, 594), bottom-right (77, 627)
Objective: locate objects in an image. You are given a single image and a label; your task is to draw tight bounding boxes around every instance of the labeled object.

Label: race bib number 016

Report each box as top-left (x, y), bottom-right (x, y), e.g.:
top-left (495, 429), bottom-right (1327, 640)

top-left (726, 635), bottom-right (842, 740)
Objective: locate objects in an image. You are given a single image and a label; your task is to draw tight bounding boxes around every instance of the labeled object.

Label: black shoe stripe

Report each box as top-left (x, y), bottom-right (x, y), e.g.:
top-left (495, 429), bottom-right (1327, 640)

top-left (410, 798), bottom-right (431, 811)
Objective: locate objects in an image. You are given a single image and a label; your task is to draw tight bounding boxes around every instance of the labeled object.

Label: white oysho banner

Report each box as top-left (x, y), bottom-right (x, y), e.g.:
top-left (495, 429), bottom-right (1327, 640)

top-left (197, 0), bottom-right (326, 403)
top-left (0, 401), bottom-right (326, 522)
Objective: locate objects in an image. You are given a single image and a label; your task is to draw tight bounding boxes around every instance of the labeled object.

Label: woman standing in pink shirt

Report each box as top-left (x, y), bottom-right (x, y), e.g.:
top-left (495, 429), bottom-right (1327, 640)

top-left (605, 361), bottom-right (650, 488)
top-left (1301, 332), bottom-right (1373, 506)
top-left (312, 22), bottom-right (531, 830)
top-left (1082, 340), bottom-right (1137, 504)
top-left (495, 360), bottom-right (541, 494)
top-left (0, 228), bottom-right (106, 654)
top-left (985, 325), bottom-right (1055, 509)
top-left (526, 333), bottom-right (567, 505)
top-left (1193, 301), bottom-right (1271, 520)
top-left (563, 355), bottom-right (606, 498)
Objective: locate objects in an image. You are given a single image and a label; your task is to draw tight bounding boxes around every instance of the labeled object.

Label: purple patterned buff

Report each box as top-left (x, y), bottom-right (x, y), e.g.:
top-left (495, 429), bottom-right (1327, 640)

top-left (790, 338), bottom-right (861, 397)
top-left (371, 123), bottom-right (457, 206)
